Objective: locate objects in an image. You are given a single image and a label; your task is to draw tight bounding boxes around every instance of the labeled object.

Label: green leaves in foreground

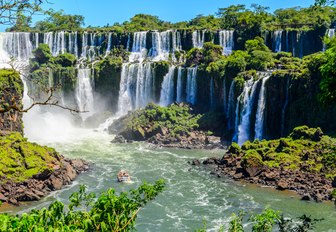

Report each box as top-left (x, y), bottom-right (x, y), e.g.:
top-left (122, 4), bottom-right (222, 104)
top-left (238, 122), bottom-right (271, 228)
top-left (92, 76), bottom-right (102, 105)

top-left (0, 180), bottom-right (165, 232)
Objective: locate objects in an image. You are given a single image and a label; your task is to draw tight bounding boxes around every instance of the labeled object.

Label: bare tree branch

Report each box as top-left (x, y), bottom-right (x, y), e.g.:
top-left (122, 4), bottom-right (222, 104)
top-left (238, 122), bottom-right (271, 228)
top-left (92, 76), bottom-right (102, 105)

top-left (0, 62), bottom-right (88, 114)
top-left (0, 0), bottom-right (48, 25)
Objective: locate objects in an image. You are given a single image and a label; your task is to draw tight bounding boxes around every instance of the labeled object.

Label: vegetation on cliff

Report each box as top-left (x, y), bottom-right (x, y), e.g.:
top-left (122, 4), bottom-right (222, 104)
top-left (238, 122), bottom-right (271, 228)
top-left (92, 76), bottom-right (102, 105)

top-left (0, 132), bottom-right (62, 183)
top-left (229, 126), bottom-right (336, 178)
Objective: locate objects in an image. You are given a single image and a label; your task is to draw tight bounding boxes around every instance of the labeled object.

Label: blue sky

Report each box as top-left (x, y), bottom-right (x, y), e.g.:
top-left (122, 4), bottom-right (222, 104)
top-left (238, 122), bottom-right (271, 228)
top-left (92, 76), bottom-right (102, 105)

top-left (41, 0), bottom-right (314, 27)
top-left (0, 0), bottom-right (315, 31)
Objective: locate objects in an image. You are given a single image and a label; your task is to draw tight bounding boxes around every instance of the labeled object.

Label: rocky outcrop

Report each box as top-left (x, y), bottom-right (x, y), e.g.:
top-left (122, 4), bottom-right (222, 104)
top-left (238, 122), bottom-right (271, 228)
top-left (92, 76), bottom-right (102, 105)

top-left (0, 69), bottom-right (24, 134)
top-left (192, 126), bottom-right (336, 202)
top-left (193, 154), bottom-right (334, 202)
top-left (0, 157), bottom-right (89, 205)
top-left (109, 103), bottom-right (223, 149)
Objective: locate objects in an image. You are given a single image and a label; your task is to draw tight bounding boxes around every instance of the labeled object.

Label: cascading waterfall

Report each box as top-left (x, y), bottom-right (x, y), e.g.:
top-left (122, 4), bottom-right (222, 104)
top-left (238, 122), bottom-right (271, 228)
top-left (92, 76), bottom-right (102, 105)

top-left (281, 76), bottom-right (290, 136)
top-left (75, 68), bottom-right (95, 119)
top-left (227, 80), bottom-right (235, 129)
top-left (0, 32), bottom-right (33, 62)
top-left (235, 79), bottom-right (260, 145)
top-left (117, 63), bottom-right (153, 115)
top-left (106, 33), bottom-right (113, 55)
top-left (323, 29), bottom-right (335, 51)
top-left (176, 67), bottom-right (183, 103)
top-left (160, 66), bottom-right (176, 106)
top-left (186, 67), bottom-right (197, 105)
top-left (192, 30), bottom-right (205, 48)
top-left (130, 31), bottom-right (147, 62)
top-left (274, 30), bottom-right (282, 52)
top-left (219, 30), bottom-right (234, 55)
top-left (254, 74), bottom-right (271, 140)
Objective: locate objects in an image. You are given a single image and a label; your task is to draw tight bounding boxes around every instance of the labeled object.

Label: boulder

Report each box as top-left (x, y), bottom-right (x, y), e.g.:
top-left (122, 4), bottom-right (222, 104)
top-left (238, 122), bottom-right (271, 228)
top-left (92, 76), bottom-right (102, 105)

top-left (277, 179), bottom-right (289, 190)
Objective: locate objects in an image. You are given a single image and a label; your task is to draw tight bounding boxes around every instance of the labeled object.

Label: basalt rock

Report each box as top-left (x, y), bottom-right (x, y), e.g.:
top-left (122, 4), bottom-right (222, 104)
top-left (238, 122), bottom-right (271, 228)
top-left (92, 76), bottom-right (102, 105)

top-left (0, 157), bottom-right (89, 206)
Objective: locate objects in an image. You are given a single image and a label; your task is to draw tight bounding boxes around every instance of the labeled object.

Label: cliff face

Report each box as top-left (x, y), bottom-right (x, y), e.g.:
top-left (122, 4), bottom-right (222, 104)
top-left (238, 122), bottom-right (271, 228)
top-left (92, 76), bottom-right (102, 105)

top-left (0, 69), bottom-right (24, 134)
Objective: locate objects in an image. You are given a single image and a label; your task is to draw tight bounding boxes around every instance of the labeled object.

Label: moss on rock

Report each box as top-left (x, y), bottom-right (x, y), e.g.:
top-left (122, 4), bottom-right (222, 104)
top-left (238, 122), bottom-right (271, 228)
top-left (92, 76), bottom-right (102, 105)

top-left (0, 132), bottom-right (61, 183)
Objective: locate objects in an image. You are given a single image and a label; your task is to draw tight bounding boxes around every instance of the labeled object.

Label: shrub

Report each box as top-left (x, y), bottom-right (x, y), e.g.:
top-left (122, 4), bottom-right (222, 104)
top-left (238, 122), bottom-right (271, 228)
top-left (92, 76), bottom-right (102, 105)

top-left (32, 44), bottom-right (52, 64)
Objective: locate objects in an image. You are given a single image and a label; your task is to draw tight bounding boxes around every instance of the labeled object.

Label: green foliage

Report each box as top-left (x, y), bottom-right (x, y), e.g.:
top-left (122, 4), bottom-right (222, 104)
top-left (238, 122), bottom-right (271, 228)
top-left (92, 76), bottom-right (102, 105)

top-left (128, 103), bottom-right (202, 137)
top-left (245, 37), bottom-right (270, 53)
top-left (319, 37), bottom-right (336, 105)
top-left (32, 44), bottom-right (52, 65)
top-left (228, 212), bottom-right (244, 232)
top-left (197, 209), bottom-right (322, 232)
top-left (0, 132), bottom-right (60, 183)
top-left (54, 53), bottom-right (77, 67)
top-left (229, 126), bottom-right (336, 177)
top-left (0, 180), bottom-right (165, 231)
top-left (188, 15), bottom-right (221, 30)
top-left (34, 9), bottom-right (84, 31)
top-left (123, 14), bottom-right (172, 32)
top-left (0, 69), bottom-right (23, 113)
top-left (250, 208), bottom-right (281, 232)
top-left (225, 51), bottom-right (248, 78)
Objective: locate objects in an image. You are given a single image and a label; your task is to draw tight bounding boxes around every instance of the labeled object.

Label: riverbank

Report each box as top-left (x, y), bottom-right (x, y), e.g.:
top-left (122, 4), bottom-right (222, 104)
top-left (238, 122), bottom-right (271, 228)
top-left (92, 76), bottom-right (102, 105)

top-left (191, 126), bottom-right (336, 203)
top-left (0, 132), bottom-right (89, 205)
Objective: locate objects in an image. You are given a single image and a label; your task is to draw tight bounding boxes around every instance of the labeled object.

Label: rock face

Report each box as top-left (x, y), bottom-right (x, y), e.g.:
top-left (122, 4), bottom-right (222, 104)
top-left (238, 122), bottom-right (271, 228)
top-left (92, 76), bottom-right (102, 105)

top-left (0, 70), bottom-right (24, 134)
top-left (197, 154), bottom-right (334, 202)
top-left (0, 157), bottom-right (89, 205)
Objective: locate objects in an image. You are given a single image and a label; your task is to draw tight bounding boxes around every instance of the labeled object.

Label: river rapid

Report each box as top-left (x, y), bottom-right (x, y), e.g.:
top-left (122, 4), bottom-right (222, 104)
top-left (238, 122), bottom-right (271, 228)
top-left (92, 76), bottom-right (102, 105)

top-left (0, 109), bottom-right (332, 232)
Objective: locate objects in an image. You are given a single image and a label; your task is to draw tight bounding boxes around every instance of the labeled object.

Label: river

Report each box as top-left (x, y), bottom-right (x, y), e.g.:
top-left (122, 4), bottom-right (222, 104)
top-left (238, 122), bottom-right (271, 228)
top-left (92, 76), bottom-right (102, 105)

top-left (2, 110), bottom-right (335, 232)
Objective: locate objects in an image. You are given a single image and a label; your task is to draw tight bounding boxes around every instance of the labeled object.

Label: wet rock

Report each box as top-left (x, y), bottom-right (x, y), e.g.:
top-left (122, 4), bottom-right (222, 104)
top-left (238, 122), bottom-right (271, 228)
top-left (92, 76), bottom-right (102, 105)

top-left (301, 194), bottom-right (311, 201)
top-left (111, 135), bottom-right (127, 143)
top-left (191, 159), bottom-right (201, 166)
top-left (332, 177), bottom-right (336, 188)
top-left (277, 179), bottom-right (289, 190)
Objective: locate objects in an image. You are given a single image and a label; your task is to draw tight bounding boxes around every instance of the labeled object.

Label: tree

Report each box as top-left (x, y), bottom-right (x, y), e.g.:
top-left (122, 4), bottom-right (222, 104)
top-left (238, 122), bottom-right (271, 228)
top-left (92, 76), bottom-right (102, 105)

top-left (315, 0), bottom-right (335, 5)
top-left (0, 0), bottom-right (44, 25)
top-left (34, 9), bottom-right (84, 31)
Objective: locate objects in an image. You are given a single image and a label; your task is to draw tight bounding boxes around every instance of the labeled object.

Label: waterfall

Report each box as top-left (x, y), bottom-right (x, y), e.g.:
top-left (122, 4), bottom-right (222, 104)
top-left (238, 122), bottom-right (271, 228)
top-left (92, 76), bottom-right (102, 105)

top-left (0, 32), bottom-right (33, 63)
top-left (223, 77), bottom-right (227, 113)
top-left (75, 69), bottom-right (94, 119)
top-left (186, 67), bottom-right (197, 105)
top-left (235, 79), bottom-right (259, 145)
top-left (254, 74), bottom-right (271, 140)
top-left (285, 31), bottom-right (289, 52)
top-left (68, 32), bottom-right (78, 57)
top-left (160, 66), bottom-right (176, 106)
top-left (274, 30), bottom-right (282, 52)
top-left (281, 76), bottom-right (290, 136)
top-left (129, 31), bottom-right (147, 62)
top-left (176, 67), bottom-right (183, 103)
top-left (323, 29), bottom-right (335, 51)
top-left (106, 33), bottom-right (113, 54)
top-left (227, 80), bottom-right (235, 129)
top-left (150, 31), bottom-right (170, 61)
top-left (192, 30), bottom-right (205, 48)
top-left (117, 63), bottom-right (153, 115)
top-left (210, 76), bottom-right (215, 109)
top-left (219, 30), bottom-right (234, 55)
top-left (48, 68), bottom-right (53, 88)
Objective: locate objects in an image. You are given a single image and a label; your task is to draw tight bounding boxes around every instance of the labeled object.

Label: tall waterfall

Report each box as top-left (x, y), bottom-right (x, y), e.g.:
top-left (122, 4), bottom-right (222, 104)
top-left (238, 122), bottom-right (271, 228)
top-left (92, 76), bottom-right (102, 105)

top-left (106, 33), bottom-right (113, 55)
top-left (0, 32), bottom-right (33, 63)
top-left (274, 30), bottom-right (282, 52)
top-left (186, 67), bottom-right (197, 105)
top-left (149, 30), bottom-right (181, 61)
top-left (219, 30), bottom-right (234, 55)
top-left (192, 30), bottom-right (205, 48)
top-left (235, 79), bottom-right (260, 145)
top-left (130, 32), bottom-right (147, 62)
top-left (281, 76), bottom-right (290, 136)
top-left (75, 69), bottom-right (95, 119)
top-left (117, 63), bottom-right (153, 115)
top-left (323, 29), bottom-right (335, 51)
top-left (227, 80), bottom-right (235, 129)
top-left (176, 67), bottom-right (183, 103)
top-left (254, 74), bottom-right (271, 140)
top-left (160, 66), bottom-right (176, 106)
